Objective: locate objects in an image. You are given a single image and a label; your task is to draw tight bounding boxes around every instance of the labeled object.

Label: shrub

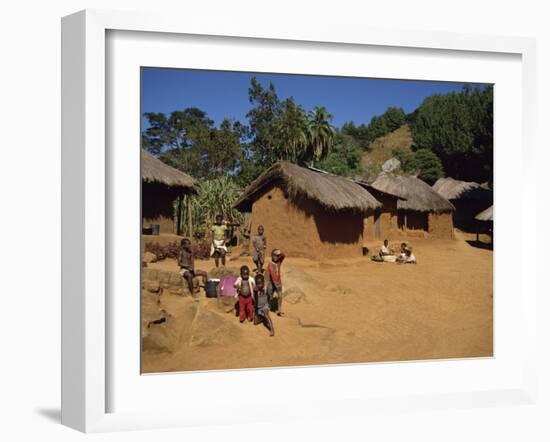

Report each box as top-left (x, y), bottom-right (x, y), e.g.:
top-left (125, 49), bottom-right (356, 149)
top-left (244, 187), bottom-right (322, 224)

top-left (144, 240), bottom-right (211, 261)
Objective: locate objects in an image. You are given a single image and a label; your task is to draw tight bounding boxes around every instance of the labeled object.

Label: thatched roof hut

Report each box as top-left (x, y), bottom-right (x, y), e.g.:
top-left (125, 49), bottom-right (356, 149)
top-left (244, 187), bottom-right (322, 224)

top-left (432, 177), bottom-right (479, 200)
top-left (370, 173), bottom-right (454, 213)
top-left (475, 205), bottom-right (493, 221)
top-left (234, 161), bottom-right (381, 213)
top-left (432, 177), bottom-right (492, 202)
top-left (141, 150), bottom-right (196, 235)
top-left (141, 149), bottom-right (196, 191)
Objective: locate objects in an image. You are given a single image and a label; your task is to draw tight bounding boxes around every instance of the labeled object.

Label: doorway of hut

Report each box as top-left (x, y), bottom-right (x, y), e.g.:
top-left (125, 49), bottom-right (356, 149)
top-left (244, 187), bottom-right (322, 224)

top-left (397, 211), bottom-right (428, 231)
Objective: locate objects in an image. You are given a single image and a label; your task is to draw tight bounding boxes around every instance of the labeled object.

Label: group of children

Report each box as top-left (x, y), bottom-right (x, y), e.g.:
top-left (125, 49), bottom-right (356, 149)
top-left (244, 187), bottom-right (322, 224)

top-left (233, 222), bottom-right (284, 337)
top-left (177, 216), bottom-right (284, 337)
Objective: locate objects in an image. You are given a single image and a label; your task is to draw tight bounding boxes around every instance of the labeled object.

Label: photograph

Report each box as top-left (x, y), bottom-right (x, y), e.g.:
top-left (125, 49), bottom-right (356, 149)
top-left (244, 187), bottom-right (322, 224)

top-left (140, 68), bottom-right (494, 373)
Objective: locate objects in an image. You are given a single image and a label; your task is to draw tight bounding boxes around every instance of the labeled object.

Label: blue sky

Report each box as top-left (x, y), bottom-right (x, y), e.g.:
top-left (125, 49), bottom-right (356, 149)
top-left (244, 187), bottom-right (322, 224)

top-left (141, 68), bottom-right (488, 129)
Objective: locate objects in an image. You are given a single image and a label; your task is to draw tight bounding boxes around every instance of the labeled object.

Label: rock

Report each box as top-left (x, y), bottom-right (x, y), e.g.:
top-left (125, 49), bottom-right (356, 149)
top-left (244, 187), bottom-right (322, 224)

top-left (208, 266), bottom-right (240, 279)
top-left (169, 271), bottom-right (184, 286)
top-left (283, 287), bottom-right (308, 304)
top-left (167, 287), bottom-right (185, 296)
top-left (382, 157), bottom-right (401, 173)
top-left (142, 314), bottom-right (179, 353)
top-left (158, 270), bottom-right (172, 285)
top-left (142, 268), bottom-right (159, 281)
top-left (143, 251), bottom-right (157, 263)
top-left (144, 280), bottom-right (161, 293)
top-left (189, 307), bottom-right (242, 347)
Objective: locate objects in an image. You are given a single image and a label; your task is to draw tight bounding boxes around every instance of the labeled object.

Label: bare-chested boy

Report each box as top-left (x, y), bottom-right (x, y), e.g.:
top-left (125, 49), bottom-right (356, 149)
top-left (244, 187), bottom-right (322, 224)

top-left (178, 238), bottom-right (207, 301)
top-left (251, 225), bottom-right (266, 273)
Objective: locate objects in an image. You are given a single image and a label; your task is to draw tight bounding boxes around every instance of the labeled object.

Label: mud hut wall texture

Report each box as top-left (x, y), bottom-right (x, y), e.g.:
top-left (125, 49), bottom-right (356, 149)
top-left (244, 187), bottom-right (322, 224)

top-left (428, 212), bottom-right (454, 238)
top-left (250, 185), bottom-right (365, 259)
top-left (362, 192), bottom-right (399, 241)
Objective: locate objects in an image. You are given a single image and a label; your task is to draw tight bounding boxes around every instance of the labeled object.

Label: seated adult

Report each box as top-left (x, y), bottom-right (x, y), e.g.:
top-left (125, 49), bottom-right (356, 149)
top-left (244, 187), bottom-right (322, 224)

top-left (379, 239), bottom-right (391, 257)
top-left (397, 247), bottom-right (417, 264)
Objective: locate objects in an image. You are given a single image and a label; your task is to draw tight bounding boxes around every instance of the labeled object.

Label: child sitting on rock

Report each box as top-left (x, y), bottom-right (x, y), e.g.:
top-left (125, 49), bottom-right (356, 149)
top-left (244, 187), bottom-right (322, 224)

top-left (253, 274), bottom-right (274, 336)
top-left (266, 249), bottom-right (285, 316)
top-left (177, 238), bottom-right (208, 301)
top-left (234, 265), bottom-right (256, 323)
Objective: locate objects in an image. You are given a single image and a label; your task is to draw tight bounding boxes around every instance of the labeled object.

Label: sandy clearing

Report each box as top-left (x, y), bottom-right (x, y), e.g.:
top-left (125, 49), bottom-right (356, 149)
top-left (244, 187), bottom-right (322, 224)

top-left (142, 231), bottom-right (493, 373)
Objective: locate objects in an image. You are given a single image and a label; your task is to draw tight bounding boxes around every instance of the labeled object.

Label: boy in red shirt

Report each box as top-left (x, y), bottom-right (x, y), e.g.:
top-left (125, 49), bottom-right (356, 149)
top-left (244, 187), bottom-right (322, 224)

top-left (266, 249), bottom-right (285, 316)
top-left (234, 265), bottom-right (255, 323)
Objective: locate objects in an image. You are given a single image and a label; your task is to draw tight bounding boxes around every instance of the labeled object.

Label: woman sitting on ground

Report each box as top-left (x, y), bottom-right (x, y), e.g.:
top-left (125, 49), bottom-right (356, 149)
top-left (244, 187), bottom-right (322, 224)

top-left (397, 247), bottom-right (416, 264)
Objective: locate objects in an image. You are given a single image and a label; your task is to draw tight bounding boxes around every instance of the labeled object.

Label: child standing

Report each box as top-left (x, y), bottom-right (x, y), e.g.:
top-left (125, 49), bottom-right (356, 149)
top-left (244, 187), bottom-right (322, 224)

top-left (234, 265), bottom-right (256, 323)
top-left (177, 238), bottom-right (208, 301)
top-left (251, 225), bottom-right (267, 273)
top-left (210, 214), bottom-right (228, 268)
top-left (253, 274), bottom-right (274, 336)
top-left (266, 249), bottom-right (285, 317)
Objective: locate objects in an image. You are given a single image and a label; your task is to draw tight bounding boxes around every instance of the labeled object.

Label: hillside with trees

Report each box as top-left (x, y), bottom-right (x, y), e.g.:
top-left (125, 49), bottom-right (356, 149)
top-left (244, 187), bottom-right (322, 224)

top-left (142, 79), bottom-right (493, 238)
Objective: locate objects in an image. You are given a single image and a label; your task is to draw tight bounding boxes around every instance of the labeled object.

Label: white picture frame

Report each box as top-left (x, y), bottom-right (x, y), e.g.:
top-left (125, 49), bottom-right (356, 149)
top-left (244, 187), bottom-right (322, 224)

top-left (61, 9), bottom-right (537, 433)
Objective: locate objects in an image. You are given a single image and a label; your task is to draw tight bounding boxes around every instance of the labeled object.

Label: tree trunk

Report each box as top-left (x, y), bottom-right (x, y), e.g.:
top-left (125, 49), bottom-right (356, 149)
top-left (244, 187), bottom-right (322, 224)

top-left (188, 198), bottom-right (193, 240)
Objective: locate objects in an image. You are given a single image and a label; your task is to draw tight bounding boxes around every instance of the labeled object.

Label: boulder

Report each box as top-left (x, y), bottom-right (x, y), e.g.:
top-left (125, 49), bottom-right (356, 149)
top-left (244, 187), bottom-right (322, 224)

top-left (208, 266), bottom-right (239, 279)
top-left (143, 251), bottom-right (158, 263)
top-left (144, 280), bottom-right (161, 293)
top-left (142, 268), bottom-right (159, 281)
top-left (189, 307), bottom-right (242, 347)
top-left (382, 157), bottom-right (401, 173)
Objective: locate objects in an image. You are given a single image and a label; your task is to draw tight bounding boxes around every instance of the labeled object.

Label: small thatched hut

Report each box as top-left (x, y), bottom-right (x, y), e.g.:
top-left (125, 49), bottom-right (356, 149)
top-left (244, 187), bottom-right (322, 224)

top-left (234, 161), bottom-right (381, 258)
top-left (475, 205), bottom-right (493, 243)
top-left (475, 205), bottom-right (493, 222)
top-left (141, 149), bottom-right (196, 234)
top-left (433, 177), bottom-right (493, 232)
top-left (370, 173), bottom-right (455, 239)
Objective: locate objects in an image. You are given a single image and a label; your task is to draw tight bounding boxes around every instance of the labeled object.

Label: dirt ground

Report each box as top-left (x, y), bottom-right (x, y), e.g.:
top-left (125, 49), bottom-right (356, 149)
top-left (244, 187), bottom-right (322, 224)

top-left (141, 231), bottom-right (493, 373)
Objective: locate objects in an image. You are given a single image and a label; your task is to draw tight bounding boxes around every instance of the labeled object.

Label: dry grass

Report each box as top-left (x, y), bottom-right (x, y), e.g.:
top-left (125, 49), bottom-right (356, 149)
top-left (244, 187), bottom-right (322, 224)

top-left (234, 160), bottom-right (381, 213)
top-left (362, 125), bottom-right (413, 179)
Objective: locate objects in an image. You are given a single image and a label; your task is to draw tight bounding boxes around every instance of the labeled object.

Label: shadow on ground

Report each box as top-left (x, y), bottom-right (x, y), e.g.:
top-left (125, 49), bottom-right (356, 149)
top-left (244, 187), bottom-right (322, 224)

top-left (466, 240), bottom-right (493, 251)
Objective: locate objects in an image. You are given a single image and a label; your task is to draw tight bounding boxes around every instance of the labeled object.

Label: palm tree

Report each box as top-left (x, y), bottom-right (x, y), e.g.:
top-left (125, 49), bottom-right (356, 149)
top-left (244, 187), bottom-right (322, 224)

top-left (306, 106), bottom-right (335, 166)
top-left (275, 99), bottom-right (308, 162)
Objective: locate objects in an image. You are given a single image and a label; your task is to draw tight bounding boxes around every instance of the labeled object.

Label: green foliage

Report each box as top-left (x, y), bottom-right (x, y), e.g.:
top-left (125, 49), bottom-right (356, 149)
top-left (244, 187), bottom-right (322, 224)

top-left (142, 108), bottom-right (245, 179)
top-left (177, 175), bottom-right (244, 240)
top-left (391, 147), bottom-right (444, 184)
top-left (317, 134), bottom-right (363, 177)
top-left (411, 85), bottom-right (493, 182)
top-left (414, 148), bottom-right (444, 184)
top-left (365, 107), bottom-right (406, 144)
top-left (305, 106), bottom-right (336, 165)
top-left (392, 147), bottom-right (418, 174)
top-left (274, 98), bottom-right (308, 162)
top-left (341, 121), bottom-right (370, 149)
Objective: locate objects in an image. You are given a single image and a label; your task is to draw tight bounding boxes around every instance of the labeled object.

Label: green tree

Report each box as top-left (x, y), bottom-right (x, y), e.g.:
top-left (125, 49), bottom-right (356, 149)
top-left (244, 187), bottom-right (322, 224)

top-left (392, 147), bottom-right (418, 174)
top-left (245, 77), bottom-right (281, 165)
top-left (341, 121), bottom-right (370, 149)
top-left (411, 85), bottom-right (493, 182)
top-left (365, 107), bottom-right (406, 144)
top-left (414, 148), bottom-right (444, 184)
top-left (142, 108), bottom-right (246, 179)
top-left (317, 134), bottom-right (363, 177)
top-left (305, 106), bottom-right (336, 165)
top-left (274, 98), bottom-right (308, 162)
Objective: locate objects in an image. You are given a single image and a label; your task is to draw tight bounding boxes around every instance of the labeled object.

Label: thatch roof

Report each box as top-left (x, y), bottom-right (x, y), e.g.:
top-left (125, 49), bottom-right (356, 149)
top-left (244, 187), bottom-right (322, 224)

top-left (370, 173), bottom-right (454, 213)
top-left (432, 177), bottom-right (492, 202)
top-left (141, 150), bottom-right (196, 191)
top-left (475, 205), bottom-right (493, 221)
top-left (234, 161), bottom-right (381, 213)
